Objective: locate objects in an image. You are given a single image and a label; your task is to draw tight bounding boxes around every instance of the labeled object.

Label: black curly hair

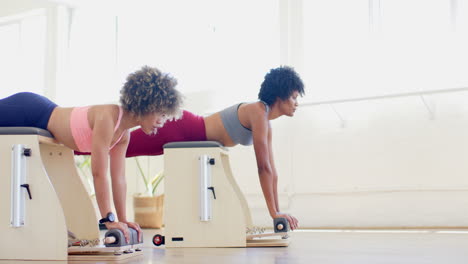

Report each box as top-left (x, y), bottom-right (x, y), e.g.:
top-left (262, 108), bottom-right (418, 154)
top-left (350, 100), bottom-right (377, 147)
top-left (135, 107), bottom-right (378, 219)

top-left (258, 66), bottom-right (304, 106)
top-left (120, 66), bottom-right (183, 119)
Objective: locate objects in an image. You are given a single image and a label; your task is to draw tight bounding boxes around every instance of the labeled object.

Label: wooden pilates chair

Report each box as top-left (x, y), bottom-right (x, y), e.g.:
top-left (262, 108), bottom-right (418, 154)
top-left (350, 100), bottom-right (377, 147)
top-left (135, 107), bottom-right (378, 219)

top-left (159, 141), bottom-right (290, 248)
top-left (0, 127), bottom-right (141, 261)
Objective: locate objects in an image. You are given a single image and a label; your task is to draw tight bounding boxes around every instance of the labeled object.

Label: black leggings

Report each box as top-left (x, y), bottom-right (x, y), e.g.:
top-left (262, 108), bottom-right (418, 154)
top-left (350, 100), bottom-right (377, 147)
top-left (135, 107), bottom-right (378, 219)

top-left (0, 92), bottom-right (58, 130)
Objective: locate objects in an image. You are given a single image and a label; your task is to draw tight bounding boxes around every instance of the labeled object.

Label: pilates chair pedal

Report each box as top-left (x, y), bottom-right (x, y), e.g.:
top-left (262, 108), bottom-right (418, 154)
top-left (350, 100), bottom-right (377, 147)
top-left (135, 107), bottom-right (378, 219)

top-left (67, 228), bottom-right (143, 260)
top-left (245, 218), bottom-right (291, 247)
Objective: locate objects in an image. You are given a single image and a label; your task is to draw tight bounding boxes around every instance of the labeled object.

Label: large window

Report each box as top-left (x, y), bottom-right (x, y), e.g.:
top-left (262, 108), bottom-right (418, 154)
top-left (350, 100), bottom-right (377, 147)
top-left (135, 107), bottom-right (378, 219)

top-left (0, 10), bottom-right (46, 98)
top-left (303, 0), bottom-right (468, 102)
top-left (116, 0), bottom-right (280, 109)
top-left (7, 1), bottom-right (465, 108)
top-left (57, 8), bottom-right (117, 106)
top-left (61, 0), bottom-right (279, 108)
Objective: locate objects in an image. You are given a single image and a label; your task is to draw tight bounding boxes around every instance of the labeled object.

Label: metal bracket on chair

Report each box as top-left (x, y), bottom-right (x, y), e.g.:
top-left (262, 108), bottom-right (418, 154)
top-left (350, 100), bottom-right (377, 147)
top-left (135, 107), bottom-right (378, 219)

top-left (11, 144), bottom-right (31, 228)
top-left (199, 155), bottom-right (215, 222)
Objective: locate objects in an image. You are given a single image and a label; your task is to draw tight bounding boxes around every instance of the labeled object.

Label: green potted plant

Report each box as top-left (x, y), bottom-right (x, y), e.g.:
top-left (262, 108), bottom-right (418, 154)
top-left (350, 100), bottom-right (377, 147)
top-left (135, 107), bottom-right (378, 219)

top-left (133, 157), bottom-right (165, 229)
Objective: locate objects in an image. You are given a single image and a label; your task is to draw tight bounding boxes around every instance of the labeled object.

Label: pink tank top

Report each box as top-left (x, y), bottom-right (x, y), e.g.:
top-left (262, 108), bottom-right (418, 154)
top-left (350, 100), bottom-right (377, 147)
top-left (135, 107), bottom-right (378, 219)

top-left (70, 106), bottom-right (125, 152)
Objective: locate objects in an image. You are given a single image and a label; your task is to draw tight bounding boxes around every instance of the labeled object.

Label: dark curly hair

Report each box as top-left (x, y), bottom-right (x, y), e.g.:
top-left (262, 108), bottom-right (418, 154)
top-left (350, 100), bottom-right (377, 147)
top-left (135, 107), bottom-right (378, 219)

top-left (258, 66), bottom-right (304, 106)
top-left (120, 66), bottom-right (183, 119)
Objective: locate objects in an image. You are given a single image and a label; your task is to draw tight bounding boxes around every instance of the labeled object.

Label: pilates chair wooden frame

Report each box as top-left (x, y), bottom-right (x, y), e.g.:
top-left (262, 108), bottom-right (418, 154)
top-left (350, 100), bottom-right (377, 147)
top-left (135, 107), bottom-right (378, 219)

top-left (163, 141), bottom-right (289, 248)
top-left (0, 127), bottom-right (141, 261)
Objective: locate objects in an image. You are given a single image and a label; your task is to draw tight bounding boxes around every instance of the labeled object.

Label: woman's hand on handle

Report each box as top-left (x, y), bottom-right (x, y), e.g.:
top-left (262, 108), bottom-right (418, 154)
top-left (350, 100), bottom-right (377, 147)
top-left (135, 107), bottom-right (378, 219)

top-left (105, 221), bottom-right (130, 243)
top-left (273, 212), bottom-right (299, 231)
top-left (124, 221), bottom-right (142, 243)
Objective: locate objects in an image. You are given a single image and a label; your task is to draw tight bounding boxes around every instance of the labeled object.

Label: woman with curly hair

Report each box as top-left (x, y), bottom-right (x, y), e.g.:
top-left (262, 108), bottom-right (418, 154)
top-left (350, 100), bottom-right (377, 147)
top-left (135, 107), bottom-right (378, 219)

top-left (0, 66), bottom-right (183, 243)
top-left (126, 66), bottom-right (303, 230)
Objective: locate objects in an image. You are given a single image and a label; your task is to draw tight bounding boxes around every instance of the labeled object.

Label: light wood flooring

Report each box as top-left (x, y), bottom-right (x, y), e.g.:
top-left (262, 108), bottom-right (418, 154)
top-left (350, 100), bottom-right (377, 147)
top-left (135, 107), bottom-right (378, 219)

top-left (2, 229), bottom-right (468, 263)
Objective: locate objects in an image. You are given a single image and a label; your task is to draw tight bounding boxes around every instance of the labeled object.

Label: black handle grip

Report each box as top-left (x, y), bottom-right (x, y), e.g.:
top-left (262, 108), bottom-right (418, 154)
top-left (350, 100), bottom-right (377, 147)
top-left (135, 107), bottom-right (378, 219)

top-left (208, 187), bottom-right (216, 199)
top-left (23, 148), bottom-right (31, 156)
top-left (21, 184), bottom-right (32, 199)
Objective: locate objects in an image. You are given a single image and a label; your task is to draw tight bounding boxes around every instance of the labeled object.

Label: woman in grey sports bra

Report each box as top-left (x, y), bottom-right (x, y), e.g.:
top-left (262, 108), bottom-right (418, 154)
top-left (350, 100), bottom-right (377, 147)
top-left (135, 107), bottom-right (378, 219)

top-left (218, 100), bottom-right (269, 146)
top-left (126, 66), bottom-right (304, 230)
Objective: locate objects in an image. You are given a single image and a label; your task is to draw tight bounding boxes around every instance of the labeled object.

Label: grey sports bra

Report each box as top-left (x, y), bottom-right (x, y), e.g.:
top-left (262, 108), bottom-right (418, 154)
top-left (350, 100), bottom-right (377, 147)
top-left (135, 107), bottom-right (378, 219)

top-left (219, 101), bottom-right (270, 146)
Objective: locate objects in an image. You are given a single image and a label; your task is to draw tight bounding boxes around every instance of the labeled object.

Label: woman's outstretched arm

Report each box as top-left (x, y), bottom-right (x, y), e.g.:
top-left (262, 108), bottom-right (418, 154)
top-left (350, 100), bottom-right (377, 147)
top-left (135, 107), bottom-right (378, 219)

top-left (109, 130), bottom-right (142, 242)
top-left (266, 128), bottom-right (299, 230)
top-left (251, 106), bottom-right (298, 230)
top-left (90, 108), bottom-right (131, 242)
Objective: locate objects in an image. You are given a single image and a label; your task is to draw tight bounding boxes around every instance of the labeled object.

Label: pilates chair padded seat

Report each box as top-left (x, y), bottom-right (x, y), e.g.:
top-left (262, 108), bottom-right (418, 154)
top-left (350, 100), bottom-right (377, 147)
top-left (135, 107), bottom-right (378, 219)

top-left (163, 141), bottom-right (227, 150)
top-left (0, 127), bottom-right (53, 138)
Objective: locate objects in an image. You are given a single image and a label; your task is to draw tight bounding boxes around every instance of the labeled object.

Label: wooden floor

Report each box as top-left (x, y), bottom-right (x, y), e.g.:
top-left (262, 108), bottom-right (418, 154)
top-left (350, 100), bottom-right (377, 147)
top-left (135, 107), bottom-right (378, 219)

top-left (3, 229), bottom-right (468, 263)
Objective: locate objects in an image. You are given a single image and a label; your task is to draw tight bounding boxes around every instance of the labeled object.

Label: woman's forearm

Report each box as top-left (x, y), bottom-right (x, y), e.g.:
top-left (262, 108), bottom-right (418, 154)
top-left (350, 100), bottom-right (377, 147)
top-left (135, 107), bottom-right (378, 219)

top-left (273, 172), bottom-right (280, 212)
top-left (109, 142), bottom-right (130, 223)
top-left (93, 173), bottom-right (112, 218)
top-left (258, 169), bottom-right (278, 217)
top-left (112, 178), bottom-right (127, 222)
